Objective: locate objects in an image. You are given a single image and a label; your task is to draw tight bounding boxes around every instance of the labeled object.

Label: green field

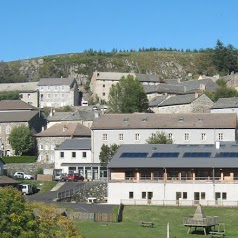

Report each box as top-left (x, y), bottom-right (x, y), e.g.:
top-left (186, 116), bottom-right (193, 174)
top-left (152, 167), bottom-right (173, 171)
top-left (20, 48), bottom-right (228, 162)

top-left (76, 206), bottom-right (238, 238)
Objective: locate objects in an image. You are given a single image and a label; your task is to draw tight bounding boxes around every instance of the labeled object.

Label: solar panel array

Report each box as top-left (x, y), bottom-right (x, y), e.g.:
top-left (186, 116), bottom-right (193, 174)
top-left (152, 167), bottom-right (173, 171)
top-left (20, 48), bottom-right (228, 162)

top-left (120, 153), bottom-right (148, 158)
top-left (183, 152), bottom-right (211, 158)
top-left (151, 152), bottom-right (179, 158)
top-left (216, 152), bottom-right (238, 158)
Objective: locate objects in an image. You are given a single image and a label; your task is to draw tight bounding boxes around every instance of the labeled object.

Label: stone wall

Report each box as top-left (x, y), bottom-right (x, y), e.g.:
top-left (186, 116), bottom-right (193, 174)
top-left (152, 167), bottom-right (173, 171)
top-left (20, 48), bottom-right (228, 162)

top-left (4, 162), bottom-right (54, 177)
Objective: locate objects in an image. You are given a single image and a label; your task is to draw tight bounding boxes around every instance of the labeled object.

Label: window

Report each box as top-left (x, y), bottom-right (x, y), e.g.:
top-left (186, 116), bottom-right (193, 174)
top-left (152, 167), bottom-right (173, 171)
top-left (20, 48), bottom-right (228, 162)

top-left (6, 138), bottom-right (10, 145)
top-left (48, 86), bottom-right (50, 90)
top-left (183, 192), bottom-right (187, 199)
top-left (201, 133), bottom-right (206, 141)
top-left (218, 133), bottom-right (224, 141)
top-left (168, 133), bottom-right (173, 140)
top-left (201, 192), bottom-right (206, 200)
top-left (47, 94), bottom-right (51, 98)
top-left (60, 152), bottom-right (64, 158)
top-left (129, 192), bottom-right (134, 199)
top-left (184, 133), bottom-right (189, 141)
top-left (39, 144), bottom-right (43, 150)
top-left (119, 133), bottom-right (124, 141)
top-left (102, 92), bottom-right (105, 96)
top-left (72, 152), bottom-right (76, 158)
top-left (28, 94), bottom-right (30, 98)
top-left (61, 93), bottom-right (65, 98)
top-left (45, 145), bottom-right (49, 150)
top-left (6, 125), bottom-right (11, 134)
top-left (222, 192), bottom-right (227, 200)
top-left (51, 144), bottom-right (55, 150)
top-left (142, 192), bottom-right (146, 199)
top-left (103, 84), bottom-right (105, 88)
top-left (54, 94), bottom-right (58, 98)
top-left (135, 133), bottom-right (140, 141)
top-left (82, 152), bottom-right (87, 158)
top-left (103, 134), bottom-right (107, 141)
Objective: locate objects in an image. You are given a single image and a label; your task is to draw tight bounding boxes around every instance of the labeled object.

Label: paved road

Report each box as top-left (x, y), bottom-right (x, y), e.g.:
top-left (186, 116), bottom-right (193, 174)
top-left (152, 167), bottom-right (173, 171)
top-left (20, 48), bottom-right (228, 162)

top-left (27, 181), bottom-right (114, 213)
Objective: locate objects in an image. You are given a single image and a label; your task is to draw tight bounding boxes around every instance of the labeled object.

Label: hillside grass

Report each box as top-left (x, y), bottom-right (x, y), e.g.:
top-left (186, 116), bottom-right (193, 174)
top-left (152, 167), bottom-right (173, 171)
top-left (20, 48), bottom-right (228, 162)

top-left (76, 205), bottom-right (238, 238)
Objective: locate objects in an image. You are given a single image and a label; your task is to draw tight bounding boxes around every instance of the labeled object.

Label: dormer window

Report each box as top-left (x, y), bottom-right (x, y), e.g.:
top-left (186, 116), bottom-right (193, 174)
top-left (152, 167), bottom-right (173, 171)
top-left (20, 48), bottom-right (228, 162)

top-left (142, 118), bottom-right (147, 122)
top-left (179, 117), bottom-right (184, 122)
top-left (123, 118), bottom-right (129, 122)
top-left (198, 117), bottom-right (203, 122)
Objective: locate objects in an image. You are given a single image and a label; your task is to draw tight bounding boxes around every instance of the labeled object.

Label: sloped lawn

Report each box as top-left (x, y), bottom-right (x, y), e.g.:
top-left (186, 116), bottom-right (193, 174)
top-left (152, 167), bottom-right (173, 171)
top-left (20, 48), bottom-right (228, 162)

top-left (76, 205), bottom-right (238, 238)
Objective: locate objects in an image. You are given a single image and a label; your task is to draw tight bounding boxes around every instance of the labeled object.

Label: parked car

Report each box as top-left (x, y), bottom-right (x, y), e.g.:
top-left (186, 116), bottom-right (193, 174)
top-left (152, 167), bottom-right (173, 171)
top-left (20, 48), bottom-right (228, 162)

top-left (17, 184), bottom-right (34, 195)
top-left (54, 173), bottom-right (67, 181)
top-left (66, 173), bottom-right (84, 182)
top-left (13, 172), bottom-right (34, 180)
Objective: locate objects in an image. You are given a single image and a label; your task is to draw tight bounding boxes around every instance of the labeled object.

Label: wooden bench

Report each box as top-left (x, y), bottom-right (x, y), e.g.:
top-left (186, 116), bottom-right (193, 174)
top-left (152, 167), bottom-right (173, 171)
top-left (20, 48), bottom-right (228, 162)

top-left (141, 221), bottom-right (154, 228)
top-left (209, 231), bottom-right (225, 238)
top-left (87, 197), bottom-right (97, 204)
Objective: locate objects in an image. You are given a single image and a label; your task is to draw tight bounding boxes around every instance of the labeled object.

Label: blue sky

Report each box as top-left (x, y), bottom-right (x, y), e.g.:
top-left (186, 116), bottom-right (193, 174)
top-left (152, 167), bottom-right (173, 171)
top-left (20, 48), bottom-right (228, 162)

top-left (1, 0), bottom-right (238, 62)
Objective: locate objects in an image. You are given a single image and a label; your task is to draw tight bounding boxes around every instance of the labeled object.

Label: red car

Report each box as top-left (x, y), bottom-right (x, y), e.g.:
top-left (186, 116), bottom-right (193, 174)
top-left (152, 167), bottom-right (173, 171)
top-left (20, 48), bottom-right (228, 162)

top-left (66, 173), bottom-right (84, 182)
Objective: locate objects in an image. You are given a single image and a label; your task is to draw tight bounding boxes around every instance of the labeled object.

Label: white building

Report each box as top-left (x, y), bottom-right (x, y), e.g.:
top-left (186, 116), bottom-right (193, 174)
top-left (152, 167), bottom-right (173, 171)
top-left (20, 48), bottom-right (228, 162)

top-left (91, 113), bottom-right (237, 163)
top-left (108, 143), bottom-right (238, 205)
top-left (54, 138), bottom-right (107, 180)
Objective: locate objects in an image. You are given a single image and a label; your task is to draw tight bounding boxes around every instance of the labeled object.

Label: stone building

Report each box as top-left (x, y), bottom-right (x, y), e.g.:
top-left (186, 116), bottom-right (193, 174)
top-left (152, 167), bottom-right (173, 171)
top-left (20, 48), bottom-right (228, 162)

top-left (35, 122), bottom-right (91, 163)
top-left (38, 78), bottom-right (80, 108)
top-left (0, 100), bottom-right (46, 156)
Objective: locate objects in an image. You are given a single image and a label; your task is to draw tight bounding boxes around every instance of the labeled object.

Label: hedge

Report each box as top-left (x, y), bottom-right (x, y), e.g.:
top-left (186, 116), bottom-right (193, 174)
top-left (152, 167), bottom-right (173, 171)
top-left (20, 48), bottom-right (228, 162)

top-left (2, 156), bottom-right (36, 163)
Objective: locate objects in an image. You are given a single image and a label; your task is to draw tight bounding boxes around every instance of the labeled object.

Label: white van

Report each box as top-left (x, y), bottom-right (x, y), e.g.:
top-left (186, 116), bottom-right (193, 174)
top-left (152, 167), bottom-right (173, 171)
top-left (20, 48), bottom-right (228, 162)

top-left (18, 184), bottom-right (33, 195)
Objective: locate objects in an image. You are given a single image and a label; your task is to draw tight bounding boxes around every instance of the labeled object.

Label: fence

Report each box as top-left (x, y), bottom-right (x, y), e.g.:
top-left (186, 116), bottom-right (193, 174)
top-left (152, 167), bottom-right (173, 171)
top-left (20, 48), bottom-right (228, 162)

top-left (121, 199), bottom-right (238, 207)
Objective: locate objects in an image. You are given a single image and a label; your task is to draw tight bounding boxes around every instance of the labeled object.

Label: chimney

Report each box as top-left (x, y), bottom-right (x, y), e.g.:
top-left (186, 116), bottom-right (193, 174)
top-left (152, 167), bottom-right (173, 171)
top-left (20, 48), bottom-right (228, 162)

top-left (215, 141), bottom-right (220, 149)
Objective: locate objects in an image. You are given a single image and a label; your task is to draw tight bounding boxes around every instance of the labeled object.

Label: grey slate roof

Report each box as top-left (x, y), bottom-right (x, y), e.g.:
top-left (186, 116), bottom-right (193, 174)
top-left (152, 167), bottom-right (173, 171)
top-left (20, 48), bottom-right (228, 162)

top-left (95, 72), bottom-right (136, 81)
top-left (38, 78), bottom-right (75, 87)
top-left (157, 94), bottom-right (197, 107)
top-left (149, 95), bottom-right (167, 107)
top-left (212, 97), bottom-right (238, 109)
top-left (108, 143), bottom-right (238, 169)
top-left (0, 100), bottom-right (38, 110)
top-left (55, 138), bottom-right (91, 150)
top-left (0, 82), bottom-right (38, 92)
top-left (0, 111), bottom-right (39, 122)
top-left (35, 122), bottom-right (91, 137)
top-left (143, 85), bottom-right (158, 93)
top-left (135, 74), bottom-right (161, 83)
top-left (156, 84), bottom-right (186, 94)
top-left (91, 113), bottom-right (236, 130)
top-left (47, 110), bottom-right (96, 122)
top-left (0, 175), bottom-right (19, 185)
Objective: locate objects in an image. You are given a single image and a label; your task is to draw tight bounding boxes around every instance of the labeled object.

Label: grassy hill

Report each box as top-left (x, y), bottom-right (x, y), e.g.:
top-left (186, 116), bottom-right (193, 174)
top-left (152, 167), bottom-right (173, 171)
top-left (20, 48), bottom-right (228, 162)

top-left (2, 51), bottom-right (215, 86)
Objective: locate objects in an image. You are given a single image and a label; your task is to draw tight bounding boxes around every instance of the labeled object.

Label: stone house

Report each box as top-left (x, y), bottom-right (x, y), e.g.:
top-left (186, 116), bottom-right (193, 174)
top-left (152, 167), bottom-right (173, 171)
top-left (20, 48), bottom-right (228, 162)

top-left (107, 142), bottom-right (238, 205)
top-left (38, 78), bottom-right (80, 108)
top-left (91, 113), bottom-right (237, 163)
top-left (90, 72), bottom-right (161, 102)
top-left (0, 100), bottom-right (46, 156)
top-left (54, 138), bottom-right (105, 180)
top-left (0, 82), bottom-right (39, 107)
top-left (149, 93), bottom-right (214, 114)
top-left (35, 122), bottom-right (91, 163)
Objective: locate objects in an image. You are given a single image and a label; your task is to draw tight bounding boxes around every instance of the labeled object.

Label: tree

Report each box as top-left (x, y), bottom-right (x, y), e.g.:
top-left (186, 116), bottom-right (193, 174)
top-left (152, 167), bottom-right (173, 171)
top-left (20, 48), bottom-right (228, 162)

top-left (108, 75), bottom-right (149, 113)
top-left (0, 187), bottom-right (85, 238)
top-left (99, 144), bottom-right (119, 166)
top-left (8, 125), bottom-right (33, 155)
top-left (0, 187), bottom-right (38, 238)
top-left (146, 132), bottom-right (173, 144)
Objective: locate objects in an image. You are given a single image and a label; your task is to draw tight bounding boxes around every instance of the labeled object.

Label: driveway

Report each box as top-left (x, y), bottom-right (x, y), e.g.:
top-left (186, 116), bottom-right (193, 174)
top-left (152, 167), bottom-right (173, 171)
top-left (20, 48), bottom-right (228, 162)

top-left (27, 181), bottom-right (115, 213)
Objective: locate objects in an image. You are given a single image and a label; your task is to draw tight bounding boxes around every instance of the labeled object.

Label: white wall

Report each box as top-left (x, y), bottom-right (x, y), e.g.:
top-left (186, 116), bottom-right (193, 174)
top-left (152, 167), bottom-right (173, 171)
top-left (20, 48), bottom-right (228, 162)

top-left (108, 182), bottom-right (238, 205)
top-left (92, 128), bottom-right (236, 163)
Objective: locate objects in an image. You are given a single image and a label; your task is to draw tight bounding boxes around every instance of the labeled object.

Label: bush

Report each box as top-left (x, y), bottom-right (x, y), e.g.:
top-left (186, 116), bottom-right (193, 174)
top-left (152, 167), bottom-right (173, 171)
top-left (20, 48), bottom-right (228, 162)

top-left (2, 156), bottom-right (36, 163)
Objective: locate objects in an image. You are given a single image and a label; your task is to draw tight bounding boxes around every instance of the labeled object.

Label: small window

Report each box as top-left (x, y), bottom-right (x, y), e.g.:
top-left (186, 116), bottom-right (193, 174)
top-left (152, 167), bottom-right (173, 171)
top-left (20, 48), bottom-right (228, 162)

top-left (103, 134), bottom-right (108, 141)
top-left (82, 152), bottom-right (87, 158)
top-left (142, 192), bottom-right (146, 199)
top-left (222, 192), bottom-right (227, 200)
top-left (39, 144), bottom-right (43, 150)
top-left (5, 126), bottom-right (11, 134)
top-left (28, 94), bottom-right (30, 98)
top-left (48, 94), bottom-right (51, 98)
top-left (201, 133), bottom-right (206, 141)
top-left (168, 133), bottom-right (173, 140)
top-left (45, 145), bottom-right (49, 150)
top-left (184, 133), bottom-right (189, 141)
top-left (102, 92), bottom-right (105, 96)
top-left (129, 192), bottom-right (134, 199)
top-left (135, 133), bottom-right (140, 141)
top-left (183, 192), bottom-right (187, 199)
top-left (119, 133), bottom-right (124, 141)
top-left (72, 152), bottom-right (76, 158)
top-left (60, 152), bottom-right (64, 158)
top-left (201, 192), bottom-right (206, 200)
top-left (218, 133), bottom-right (224, 141)
top-left (103, 84), bottom-right (105, 88)
top-left (61, 93), bottom-right (65, 98)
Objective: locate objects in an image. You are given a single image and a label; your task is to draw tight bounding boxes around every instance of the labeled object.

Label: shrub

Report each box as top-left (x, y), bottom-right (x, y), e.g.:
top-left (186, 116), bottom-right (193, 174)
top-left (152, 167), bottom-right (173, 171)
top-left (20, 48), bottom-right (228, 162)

top-left (2, 156), bottom-right (36, 163)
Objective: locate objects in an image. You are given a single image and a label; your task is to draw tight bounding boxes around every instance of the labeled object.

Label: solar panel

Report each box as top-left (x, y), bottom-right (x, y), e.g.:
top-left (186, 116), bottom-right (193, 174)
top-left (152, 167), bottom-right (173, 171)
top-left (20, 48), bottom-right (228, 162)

top-left (183, 152), bottom-right (211, 158)
top-left (216, 152), bottom-right (238, 158)
top-left (151, 152), bottom-right (179, 158)
top-left (120, 153), bottom-right (148, 158)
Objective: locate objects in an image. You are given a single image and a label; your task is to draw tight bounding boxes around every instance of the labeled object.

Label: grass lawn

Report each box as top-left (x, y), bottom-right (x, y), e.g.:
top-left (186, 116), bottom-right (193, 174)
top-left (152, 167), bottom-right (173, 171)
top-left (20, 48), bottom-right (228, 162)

top-left (75, 205), bottom-right (238, 238)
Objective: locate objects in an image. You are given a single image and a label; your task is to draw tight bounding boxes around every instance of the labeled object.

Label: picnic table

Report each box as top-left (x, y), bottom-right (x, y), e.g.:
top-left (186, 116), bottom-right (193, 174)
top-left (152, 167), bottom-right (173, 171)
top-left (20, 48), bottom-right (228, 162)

top-left (140, 221), bottom-right (154, 228)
